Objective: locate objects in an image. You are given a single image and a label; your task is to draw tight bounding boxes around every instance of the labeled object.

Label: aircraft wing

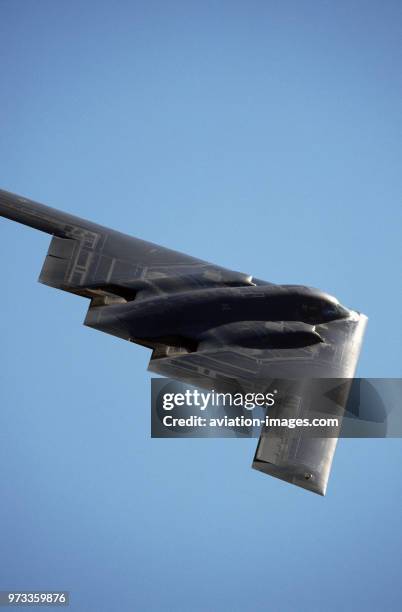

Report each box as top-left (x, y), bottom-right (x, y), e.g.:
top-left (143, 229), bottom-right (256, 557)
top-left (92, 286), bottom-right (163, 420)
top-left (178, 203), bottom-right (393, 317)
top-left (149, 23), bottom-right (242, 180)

top-left (0, 188), bottom-right (258, 302)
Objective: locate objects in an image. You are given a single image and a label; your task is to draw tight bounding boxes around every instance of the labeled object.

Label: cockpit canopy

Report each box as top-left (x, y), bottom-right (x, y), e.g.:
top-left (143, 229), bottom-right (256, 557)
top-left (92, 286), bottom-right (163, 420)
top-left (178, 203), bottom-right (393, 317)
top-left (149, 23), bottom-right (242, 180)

top-left (298, 292), bottom-right (350, 323)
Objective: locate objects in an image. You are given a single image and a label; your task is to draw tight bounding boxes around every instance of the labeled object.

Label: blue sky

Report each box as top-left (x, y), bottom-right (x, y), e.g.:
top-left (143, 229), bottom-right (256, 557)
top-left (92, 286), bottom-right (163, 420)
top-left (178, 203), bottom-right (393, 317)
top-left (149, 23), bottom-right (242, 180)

top-left (0, 2), bottom-right (401, 610)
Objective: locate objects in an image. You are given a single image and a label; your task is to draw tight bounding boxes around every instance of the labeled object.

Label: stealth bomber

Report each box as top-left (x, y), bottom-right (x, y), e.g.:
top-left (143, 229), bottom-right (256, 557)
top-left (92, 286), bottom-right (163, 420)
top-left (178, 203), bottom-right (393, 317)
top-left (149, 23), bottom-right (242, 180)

top-left (0, 188), bottom-right (367, 494)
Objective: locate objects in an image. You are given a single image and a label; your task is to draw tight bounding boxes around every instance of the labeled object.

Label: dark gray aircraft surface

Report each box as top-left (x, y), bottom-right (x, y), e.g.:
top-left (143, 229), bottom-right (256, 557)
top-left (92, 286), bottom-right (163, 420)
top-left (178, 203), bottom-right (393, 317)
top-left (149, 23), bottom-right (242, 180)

top-left (0, 188), bottom-right (367, 495)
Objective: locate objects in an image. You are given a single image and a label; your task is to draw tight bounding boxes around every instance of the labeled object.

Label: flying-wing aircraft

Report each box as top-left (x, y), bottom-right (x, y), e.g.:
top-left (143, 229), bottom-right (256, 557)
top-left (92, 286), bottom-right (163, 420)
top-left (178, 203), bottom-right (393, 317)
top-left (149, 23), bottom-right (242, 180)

top-left (0, 188), bottom-right (367, 495)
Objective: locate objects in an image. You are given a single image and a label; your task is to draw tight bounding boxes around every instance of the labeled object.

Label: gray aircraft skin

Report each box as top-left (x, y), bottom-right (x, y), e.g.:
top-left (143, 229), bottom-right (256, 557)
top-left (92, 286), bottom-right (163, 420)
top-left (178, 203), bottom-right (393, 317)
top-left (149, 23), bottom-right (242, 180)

top-left (0, 188), bottom-right (368, 495)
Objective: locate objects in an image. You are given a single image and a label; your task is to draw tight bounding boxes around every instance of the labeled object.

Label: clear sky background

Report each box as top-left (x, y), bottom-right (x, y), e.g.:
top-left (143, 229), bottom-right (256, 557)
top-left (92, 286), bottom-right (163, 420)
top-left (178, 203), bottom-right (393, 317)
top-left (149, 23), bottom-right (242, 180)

top-left (0, 1), bottom-right (401, 611)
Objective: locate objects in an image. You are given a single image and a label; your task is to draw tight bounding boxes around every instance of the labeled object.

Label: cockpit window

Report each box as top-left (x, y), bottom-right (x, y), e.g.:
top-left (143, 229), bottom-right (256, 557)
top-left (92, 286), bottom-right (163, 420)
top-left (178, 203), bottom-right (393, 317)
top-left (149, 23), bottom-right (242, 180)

top-left (299, 297), bottom-right (349, 323)
top-left (299, 299), bottom-right (349, 322)
top-left (322, 302), bottom-right (350, 320)
top-left (322, 304), bottom-right (338, 317)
